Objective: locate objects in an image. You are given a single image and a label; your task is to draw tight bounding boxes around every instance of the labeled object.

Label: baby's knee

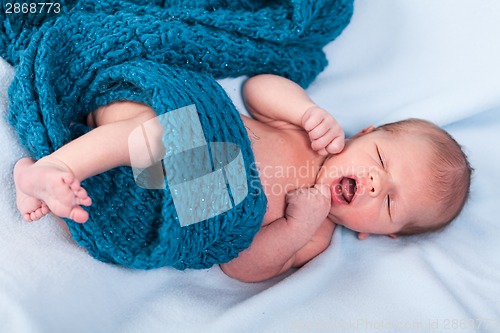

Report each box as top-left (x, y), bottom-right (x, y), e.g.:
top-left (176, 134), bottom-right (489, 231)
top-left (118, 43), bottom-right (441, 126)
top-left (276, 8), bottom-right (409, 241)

top-left (128, 116), bottom-right (166, 169)
top-left (86, 111), bottom-right (97, 128)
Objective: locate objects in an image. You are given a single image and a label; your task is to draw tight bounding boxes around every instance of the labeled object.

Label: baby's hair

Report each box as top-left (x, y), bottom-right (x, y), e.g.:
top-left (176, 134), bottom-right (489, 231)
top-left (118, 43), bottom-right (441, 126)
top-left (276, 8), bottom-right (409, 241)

top-left (375, 118), bottom-right (473, 236)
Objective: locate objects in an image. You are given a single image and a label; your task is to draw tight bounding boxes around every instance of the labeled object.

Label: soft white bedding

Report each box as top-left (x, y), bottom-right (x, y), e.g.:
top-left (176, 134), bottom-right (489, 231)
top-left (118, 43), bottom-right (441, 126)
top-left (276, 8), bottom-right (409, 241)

top-left (1, 0), bottom-right (500, 332)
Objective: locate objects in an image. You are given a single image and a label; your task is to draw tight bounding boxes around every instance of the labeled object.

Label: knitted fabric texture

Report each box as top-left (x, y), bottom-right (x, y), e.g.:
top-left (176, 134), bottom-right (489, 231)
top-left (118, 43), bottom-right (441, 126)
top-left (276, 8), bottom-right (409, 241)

top-left (1, 0), bottom-right (353, 269)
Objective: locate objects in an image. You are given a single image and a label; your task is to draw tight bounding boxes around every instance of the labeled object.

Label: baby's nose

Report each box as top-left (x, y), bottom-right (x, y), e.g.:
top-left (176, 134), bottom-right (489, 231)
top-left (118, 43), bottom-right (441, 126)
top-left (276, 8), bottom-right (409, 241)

top-left (367, 169), bottom-right (385, 198)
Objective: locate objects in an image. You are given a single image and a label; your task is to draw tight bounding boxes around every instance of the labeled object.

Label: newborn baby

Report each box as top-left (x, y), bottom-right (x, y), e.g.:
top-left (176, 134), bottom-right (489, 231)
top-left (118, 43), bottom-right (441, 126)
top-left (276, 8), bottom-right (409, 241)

top-left (13, 75), bottom-right (472, 282)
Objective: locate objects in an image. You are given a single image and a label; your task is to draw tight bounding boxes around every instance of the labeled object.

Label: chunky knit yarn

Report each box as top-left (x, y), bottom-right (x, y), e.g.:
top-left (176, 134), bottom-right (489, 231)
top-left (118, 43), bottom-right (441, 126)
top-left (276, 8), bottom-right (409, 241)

top-left (1, 0), bottom-right (353, 269)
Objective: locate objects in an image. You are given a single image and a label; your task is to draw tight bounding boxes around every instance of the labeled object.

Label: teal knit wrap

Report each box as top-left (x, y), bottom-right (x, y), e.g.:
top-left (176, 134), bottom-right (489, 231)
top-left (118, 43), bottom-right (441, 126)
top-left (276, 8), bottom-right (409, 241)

top-left (1, 0), bottom-right (353, 269)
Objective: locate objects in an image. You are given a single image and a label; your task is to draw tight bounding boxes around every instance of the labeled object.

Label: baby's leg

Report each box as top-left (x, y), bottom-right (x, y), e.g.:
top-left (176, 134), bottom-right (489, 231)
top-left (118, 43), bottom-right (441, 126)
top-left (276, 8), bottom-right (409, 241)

top-left (86, 101), bottom-right (154, 127)
top-left (14, 101), bottom-right (159, 223)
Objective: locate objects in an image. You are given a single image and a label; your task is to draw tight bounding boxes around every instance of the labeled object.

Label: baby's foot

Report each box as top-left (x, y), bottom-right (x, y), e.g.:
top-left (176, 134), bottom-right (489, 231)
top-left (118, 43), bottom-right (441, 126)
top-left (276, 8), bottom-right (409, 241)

top-left (13, 157), bottom-right (92, 223)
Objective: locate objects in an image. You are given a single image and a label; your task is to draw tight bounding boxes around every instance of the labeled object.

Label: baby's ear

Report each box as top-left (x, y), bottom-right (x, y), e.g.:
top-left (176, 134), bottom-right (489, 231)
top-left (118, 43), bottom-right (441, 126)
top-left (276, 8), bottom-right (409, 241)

top-left (357, 232), bottom-right (370, 240)
top-left (350, 125), bottom-right (376, 140)
top-left (360, 125), bottom-right (376, 135)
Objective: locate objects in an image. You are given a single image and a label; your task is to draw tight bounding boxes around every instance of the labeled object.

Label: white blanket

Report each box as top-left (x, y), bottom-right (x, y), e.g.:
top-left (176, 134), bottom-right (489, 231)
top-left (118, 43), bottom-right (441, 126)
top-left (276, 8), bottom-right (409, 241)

top-left (1, 0), bottom-right (500, 332)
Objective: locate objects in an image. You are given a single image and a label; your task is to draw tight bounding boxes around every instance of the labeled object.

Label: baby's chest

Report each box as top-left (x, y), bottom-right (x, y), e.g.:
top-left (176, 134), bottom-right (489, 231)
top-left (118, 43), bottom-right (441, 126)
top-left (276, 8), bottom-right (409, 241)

top-left (241, 116), bottom-right (319, 225)
top-left (251, 142), bottom-right (318, 225)
top-left (250, 141), bottom-right (297, 225)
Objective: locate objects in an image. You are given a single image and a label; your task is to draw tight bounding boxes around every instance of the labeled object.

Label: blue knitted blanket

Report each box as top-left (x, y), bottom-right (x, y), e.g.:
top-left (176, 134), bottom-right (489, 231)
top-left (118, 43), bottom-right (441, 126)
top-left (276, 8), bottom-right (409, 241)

top-left (1, 0), bottom-right (353, 269)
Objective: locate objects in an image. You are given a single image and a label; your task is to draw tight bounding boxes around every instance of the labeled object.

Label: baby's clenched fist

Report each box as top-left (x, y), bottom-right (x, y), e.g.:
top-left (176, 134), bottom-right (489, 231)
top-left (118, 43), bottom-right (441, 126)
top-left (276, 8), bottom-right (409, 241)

top-left (301, 106), bottom-right (345, 156)
top-left (285, 184), bottom-right (331, 231)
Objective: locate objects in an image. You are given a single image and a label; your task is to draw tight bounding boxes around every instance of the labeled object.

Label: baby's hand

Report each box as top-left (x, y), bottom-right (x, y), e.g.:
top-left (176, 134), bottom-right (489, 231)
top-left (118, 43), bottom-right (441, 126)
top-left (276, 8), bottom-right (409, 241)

top-left (301, 106), bottom-right (345, 155)
top-left (285, 184), bottom-right (331, 231)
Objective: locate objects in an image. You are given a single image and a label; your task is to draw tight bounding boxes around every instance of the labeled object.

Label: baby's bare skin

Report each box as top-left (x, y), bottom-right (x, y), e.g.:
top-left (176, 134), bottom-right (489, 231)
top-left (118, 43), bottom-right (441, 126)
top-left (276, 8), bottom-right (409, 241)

top-left (12, 74), bottom-right (456, 283)
top-left (13, 76), bottom-right (344, 283)
top-left (14, 157), bottom-right (92, 223)
top-left (13, 101), bottom-right (156, 223)
top-left (220, 76), bottom-right (344, 282)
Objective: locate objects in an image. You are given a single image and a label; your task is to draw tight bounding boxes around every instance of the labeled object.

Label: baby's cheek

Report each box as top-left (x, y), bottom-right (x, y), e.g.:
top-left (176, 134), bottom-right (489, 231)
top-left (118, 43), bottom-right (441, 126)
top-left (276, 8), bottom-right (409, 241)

top-left (322, 161), bottom-right (343, 180)
top-left (341, 207), bottom-right (374, 230)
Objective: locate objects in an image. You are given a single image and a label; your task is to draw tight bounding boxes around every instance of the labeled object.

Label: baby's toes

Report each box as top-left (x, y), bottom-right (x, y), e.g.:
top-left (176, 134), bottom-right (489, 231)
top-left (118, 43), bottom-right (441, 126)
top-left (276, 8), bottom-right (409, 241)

top-left (33, 207), bottom-right (46, 220)
top-left (74, 187), bottom-right (92, 206)
top-left (76, 196), bottom-right (92, 207)
top-left (36, 204), bottom-right (50, 218)
top-left (29, 210), bottom-right (41, 221)
top-left (67, 177), bottom-right (82, 192)
top-left (61, 172), bottom-right (76, 187)
top-left (69, 206), bottom-right (89, 223)
top-left (41, 203), bottom-right (50, 215)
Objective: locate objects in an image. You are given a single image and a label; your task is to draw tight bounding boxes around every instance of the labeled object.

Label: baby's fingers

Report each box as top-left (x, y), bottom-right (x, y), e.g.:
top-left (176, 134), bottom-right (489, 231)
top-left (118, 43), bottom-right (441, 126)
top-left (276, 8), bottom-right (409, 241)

top-left (310, 128), bottom-right (336, 151)
top-left (314, 183), bottom-right (331, 200)
top-left (317, 148), bottom-right (328, 156)
top-left (306, 117), bottom-right (329, 139)
top-left (301, 107), bottom-right (324, 131)
top-left (325, 136), bottom-right (345, 154)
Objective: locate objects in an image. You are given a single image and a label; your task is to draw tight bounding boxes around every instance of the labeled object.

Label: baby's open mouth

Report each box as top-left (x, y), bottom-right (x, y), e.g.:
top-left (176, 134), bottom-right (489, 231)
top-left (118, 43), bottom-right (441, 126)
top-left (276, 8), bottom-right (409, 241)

top-left (339, 177), bottom-right (357, 203)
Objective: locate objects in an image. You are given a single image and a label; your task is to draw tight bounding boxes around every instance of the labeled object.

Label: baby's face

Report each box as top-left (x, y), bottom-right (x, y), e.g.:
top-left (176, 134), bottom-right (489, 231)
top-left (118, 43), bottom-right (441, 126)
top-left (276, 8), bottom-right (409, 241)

top-left (317, 128), bottom-right (439, 238)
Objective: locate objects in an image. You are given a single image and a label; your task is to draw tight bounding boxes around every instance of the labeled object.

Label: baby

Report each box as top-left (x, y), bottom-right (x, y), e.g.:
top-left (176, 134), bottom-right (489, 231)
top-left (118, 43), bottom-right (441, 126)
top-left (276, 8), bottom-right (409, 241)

top-left (13, 74), bottom-right (472, 282)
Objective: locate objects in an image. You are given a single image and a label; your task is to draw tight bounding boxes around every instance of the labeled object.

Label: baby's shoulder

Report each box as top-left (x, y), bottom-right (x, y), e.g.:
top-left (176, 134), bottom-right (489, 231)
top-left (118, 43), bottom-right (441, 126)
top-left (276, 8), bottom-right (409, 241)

top-left (241, 115), bottom-right (311, 156)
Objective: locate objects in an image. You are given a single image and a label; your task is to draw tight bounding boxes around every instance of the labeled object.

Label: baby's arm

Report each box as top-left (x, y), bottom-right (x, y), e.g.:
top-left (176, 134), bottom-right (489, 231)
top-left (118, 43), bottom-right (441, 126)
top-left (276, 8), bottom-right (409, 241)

top-left (220, 185), bottom-right (333, 283)
top-left (244, 74), bottom-right (345, 155)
